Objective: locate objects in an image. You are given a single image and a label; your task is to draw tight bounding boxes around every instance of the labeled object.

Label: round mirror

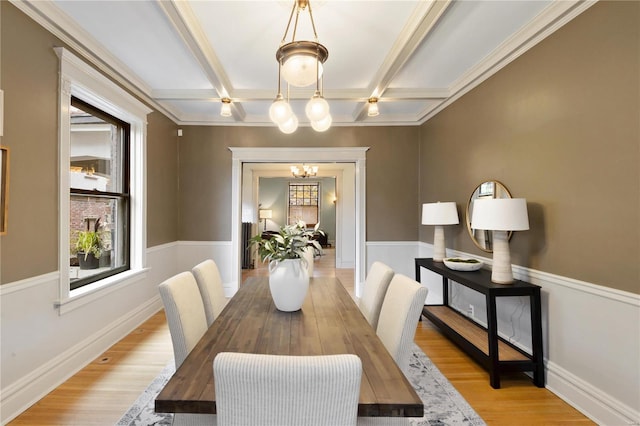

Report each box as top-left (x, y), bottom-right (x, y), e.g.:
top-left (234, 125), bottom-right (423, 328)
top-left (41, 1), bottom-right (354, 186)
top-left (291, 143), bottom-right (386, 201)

top-left (466, 181), bottom-right (512, 252)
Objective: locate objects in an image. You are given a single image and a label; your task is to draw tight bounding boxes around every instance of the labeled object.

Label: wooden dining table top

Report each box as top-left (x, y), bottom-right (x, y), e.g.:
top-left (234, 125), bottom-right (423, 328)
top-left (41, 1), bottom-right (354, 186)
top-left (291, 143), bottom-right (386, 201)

top-left (155, 276), bottom-right (423, 417)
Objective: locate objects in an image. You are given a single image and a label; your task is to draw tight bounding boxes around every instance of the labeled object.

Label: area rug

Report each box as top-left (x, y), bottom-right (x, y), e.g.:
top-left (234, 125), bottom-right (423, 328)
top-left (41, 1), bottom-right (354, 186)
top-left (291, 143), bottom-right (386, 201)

top-left (117, 344), bottom-right (485, 425)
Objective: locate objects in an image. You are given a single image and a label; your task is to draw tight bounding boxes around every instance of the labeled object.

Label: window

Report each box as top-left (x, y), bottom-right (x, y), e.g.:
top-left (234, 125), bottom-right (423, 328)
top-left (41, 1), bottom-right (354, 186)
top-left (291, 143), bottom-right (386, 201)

top-left (69, 97), bottom-right (130, 290)
top-left (56, 47), bottom-right (150, 313)
top-left (288, 182), bottom-right (319, 225)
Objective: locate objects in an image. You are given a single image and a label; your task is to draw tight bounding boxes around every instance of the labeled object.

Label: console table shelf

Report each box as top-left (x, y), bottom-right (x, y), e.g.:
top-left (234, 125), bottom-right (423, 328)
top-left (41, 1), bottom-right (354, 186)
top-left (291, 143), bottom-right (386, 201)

top-left (415, 258), bottom-right (544, 389)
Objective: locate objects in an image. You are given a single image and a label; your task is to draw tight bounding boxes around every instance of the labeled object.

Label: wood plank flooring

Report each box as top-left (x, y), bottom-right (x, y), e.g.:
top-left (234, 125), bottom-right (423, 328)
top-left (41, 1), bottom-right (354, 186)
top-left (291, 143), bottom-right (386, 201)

top-left (9, 248), bottom-right (593, 425)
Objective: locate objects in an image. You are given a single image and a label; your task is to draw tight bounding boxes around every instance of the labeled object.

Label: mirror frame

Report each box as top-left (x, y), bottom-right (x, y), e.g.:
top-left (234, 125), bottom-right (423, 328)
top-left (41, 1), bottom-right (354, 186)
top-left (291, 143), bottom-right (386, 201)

top-left (465, 180), bottom-right (512, 252)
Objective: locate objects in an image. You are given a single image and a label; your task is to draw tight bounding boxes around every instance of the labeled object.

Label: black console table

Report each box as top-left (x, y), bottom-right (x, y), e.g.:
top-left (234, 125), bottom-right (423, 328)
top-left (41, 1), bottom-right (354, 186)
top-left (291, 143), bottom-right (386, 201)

top-left (415, 258), bottom-right (544, 389)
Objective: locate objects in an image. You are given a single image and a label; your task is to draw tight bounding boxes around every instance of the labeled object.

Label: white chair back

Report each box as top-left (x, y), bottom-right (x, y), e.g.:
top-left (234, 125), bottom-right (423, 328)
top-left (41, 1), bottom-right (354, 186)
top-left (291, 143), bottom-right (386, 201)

top-left (192, 259), bottom-right (227, 326)
top-left (158, 271), bottom-right (208, 369)
top-left (214, 352), bottom-right (362, 426)
top-left (376, 274), bottom-right (428, 374)
top-left (358, 261), bottom-right (394, 329)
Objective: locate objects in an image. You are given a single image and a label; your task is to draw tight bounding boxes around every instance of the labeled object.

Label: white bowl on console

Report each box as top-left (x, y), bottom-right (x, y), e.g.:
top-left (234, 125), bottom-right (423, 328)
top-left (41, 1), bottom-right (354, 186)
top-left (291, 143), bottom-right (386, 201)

top-left (443, 258), bottom-right (483, 271)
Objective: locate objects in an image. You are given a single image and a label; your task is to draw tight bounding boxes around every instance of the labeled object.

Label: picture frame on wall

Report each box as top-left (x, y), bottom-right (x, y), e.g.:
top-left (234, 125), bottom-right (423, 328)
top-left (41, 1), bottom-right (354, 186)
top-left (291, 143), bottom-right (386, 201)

top-left (1, 145), bottom-right (9, 235)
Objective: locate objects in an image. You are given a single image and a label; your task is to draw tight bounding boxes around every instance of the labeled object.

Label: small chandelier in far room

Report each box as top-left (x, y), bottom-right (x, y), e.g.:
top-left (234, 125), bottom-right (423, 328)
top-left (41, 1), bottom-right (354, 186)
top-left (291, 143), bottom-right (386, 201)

top-left (270, 0), bottom-right (331, 133)
top-left (291, 164), bottom-right (318, 178)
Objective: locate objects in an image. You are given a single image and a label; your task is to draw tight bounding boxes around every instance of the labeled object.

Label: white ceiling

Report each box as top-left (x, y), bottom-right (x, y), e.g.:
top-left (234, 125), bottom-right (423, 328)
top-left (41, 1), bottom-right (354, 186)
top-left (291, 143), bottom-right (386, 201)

top-left (18, 0), bottom-right (593, 128)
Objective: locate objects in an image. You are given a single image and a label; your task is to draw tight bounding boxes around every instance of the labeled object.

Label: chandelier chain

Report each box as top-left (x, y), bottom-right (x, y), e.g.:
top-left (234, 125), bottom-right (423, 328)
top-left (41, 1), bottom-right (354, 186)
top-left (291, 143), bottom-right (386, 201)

top-left (281, 2), bottom-right (297, 44)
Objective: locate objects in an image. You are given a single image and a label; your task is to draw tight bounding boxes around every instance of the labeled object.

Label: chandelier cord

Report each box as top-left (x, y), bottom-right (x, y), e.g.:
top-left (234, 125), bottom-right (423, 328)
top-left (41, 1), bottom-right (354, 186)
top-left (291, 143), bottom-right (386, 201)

top-left (280, 1), bottom-right (320, 44)
top-left (281, 2), bottom-right (297, 44)
top-left (277, 58), bottom-right (282, 96)
top-left (307, 2), bottom-right (319, 42)
top-left (315, 44), bottom-right (320, 93)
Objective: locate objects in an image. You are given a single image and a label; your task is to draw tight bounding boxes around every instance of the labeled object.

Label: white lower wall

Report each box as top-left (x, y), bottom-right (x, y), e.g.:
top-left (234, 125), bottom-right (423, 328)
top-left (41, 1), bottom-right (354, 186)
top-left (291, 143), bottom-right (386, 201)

top-left (177, 241), bottom-right (236, 296)
top-left (0, 242), bottom-right (179, 425)
top-left (1, 240), bottom-right (638, 425)
top-left (414, 241), bottom-right (640, 425)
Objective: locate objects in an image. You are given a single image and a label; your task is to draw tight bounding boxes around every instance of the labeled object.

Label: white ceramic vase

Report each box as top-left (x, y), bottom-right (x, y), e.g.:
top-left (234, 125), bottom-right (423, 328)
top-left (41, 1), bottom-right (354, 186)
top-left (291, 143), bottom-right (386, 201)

top-left (268, 258), bottom-right (310, 312)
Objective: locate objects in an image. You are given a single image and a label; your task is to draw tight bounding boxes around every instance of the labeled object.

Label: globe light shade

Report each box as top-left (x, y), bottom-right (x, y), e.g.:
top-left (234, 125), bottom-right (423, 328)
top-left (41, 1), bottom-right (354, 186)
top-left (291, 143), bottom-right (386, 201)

top-left (306, 93), bottom-right (330, 122)
top-left (281, 54), bottom-right (323, 87)
top-left (269, 97), bottom-right (292, 125)
top-left (311, 114), bottom-right (332, 132)
top-left (279, 114), bottom-right (299, 134)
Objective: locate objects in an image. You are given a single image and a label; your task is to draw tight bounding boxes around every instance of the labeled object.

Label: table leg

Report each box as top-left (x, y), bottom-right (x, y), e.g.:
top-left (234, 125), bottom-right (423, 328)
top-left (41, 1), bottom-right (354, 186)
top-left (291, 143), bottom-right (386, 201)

top-left (442, 276), bottom-right (449, 306)
top-left (531, 289), bottom-right (545, 387)
top-left (486, 292), bottom-right (500, 389)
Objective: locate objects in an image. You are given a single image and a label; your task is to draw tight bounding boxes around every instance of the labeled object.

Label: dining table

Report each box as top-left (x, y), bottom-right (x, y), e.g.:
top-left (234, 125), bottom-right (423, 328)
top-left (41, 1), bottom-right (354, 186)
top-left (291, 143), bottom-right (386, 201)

top-left (155, 275), bottom-right (423, 417)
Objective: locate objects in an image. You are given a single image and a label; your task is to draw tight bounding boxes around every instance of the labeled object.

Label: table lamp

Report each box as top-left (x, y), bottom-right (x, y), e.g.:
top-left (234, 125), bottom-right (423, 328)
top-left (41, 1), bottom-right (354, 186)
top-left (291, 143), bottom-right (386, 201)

top-left (422, 202), bottom-right (459, 262)
top-left (258, 209), bottom-right (272, 231)
top-left (471, 198), bottom-right (529, 284)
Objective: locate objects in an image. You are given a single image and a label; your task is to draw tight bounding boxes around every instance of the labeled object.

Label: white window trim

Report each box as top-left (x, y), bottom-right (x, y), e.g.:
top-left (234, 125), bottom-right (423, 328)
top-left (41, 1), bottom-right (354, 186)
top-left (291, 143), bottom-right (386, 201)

top-left (55, 47), bottom-right (151, 314)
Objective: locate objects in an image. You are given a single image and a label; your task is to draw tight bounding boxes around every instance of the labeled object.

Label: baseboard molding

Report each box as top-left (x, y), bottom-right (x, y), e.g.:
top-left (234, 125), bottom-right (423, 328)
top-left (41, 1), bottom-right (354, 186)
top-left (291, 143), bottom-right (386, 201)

top-left (419, 242), bottom-right (640, 425)
top-left (546, 360), bottom-right (640, 425)
top-left (0, 296), bottom-right (163, 425)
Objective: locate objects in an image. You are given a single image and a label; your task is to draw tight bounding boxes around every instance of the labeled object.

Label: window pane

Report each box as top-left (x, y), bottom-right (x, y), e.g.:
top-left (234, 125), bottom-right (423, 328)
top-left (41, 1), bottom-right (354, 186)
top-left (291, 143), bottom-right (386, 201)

top-left (70, 102), bottom-right (125, 193)
top-left (68, 97), bottom-right (130, 290)
top-left (288, 182), bottom-right (319, 225)
top-left (69, 195), bottom-right (128, 288)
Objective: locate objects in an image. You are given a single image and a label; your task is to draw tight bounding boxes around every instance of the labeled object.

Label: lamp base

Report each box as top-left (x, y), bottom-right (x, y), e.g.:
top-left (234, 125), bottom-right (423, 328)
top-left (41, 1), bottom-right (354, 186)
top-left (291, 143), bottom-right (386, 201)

top-left (432, 226), bottom-right (446, 262)
top-left (491, 231), bottom-right (514, 284)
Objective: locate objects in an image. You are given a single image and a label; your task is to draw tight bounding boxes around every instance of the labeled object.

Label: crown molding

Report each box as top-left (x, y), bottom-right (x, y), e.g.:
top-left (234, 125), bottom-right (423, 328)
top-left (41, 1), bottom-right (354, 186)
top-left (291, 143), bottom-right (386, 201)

top-left (420, 0), bottom-right (598, 123)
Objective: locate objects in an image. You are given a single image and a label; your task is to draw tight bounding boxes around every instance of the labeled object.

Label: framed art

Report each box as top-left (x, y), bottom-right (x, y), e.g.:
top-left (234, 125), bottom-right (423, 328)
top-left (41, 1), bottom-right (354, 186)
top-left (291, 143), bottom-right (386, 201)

top-left (1, 145), bottom-right (9, 235)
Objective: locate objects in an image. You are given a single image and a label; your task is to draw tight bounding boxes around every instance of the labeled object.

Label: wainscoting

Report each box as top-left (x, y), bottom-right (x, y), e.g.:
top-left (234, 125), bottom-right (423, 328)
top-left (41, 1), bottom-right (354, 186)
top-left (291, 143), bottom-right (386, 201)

top-left (1, 241), bottom-right (638, 425)
top-left (367, 241), bottom-right (640, 425)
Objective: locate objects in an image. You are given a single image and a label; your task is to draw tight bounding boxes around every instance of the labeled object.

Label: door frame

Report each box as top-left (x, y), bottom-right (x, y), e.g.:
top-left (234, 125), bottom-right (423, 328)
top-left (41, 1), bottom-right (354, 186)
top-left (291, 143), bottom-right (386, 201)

top-left (229, 147), bottom-right (369, 295)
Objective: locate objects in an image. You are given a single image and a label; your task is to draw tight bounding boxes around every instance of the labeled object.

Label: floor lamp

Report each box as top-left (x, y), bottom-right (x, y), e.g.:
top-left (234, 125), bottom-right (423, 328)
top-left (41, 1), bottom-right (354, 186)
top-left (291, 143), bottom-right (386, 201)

top-left (259, 209), bottom-right (272, 231)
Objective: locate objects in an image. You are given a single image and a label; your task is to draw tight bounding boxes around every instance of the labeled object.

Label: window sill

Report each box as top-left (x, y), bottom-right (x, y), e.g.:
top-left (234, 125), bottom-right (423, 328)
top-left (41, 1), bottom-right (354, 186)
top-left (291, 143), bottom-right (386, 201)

top-left (56, 268), bottom-right (149, 315)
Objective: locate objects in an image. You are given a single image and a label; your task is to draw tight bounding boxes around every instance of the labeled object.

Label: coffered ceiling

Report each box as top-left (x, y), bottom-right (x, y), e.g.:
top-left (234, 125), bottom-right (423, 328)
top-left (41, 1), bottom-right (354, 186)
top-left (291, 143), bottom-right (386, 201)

top-left (15, 0), bottom-right (593, 127)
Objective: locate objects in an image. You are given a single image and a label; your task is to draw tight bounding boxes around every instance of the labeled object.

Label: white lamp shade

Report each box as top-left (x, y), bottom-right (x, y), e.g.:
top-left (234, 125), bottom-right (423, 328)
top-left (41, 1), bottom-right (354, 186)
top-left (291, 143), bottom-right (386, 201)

top-left (259, 209), bottom-right (272, 219)
top-left (471, 198), bottom-right (529, 231)
top-left (269, 98), bottom-right (292, 125)
top-left (220, 102), bottom-right (232, 117)
top-left (281, 55), bottom-right (323, 87)
top-left (311, 114), bottom-right (332, 132)
top-left (368, 101), bottom-right (379, 117)
top-left (305, 95), bottom-right (330, 122)
top-left (421, 202), bottom-right (459, 225)
top-left (278, 114), bottom-right (299, 134)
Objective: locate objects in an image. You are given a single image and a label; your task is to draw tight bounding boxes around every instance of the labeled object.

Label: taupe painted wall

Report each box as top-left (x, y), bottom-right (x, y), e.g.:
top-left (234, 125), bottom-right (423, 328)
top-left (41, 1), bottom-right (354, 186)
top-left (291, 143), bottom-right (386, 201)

top-left (177, 126), bottom-right (419, 242)
top-left (0, 3), bottom-right (179, 283)
top-left (419, 1), bottom-right (639, 294)
top-left (147, 112), bottom-right (179, 247)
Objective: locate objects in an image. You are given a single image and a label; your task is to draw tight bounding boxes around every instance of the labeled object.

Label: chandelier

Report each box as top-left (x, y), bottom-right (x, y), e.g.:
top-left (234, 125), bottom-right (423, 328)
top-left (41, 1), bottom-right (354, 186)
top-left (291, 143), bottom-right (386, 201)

top-left (269, 0), bottom-right (331, 133)
top-left (291, 164), bottom-right (318, 178)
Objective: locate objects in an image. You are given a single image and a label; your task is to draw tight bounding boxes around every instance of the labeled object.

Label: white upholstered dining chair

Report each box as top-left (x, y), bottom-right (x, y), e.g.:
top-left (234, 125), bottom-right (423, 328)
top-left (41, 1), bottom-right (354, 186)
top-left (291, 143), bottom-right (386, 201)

top-left (158, 271), bottom-right (216, 426)
top-left (358, 261), bottom-right (394, 330)
top-left (214, 352), bottom-right (362, 426)
top-left (376, 274), bottom-right (428, 375)
top-left (192, 259), bottom-right (228, 326)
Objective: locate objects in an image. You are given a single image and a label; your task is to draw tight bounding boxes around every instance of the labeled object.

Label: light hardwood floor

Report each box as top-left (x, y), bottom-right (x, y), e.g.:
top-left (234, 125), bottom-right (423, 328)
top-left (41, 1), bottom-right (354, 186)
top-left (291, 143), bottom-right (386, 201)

top-left (9, 249), bottom-right (593, 425)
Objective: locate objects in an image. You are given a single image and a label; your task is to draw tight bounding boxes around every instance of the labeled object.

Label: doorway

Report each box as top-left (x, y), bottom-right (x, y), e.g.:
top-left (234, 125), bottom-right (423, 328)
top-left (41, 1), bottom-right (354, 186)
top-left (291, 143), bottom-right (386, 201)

top-left (229, 147), bottom-right (368, 296)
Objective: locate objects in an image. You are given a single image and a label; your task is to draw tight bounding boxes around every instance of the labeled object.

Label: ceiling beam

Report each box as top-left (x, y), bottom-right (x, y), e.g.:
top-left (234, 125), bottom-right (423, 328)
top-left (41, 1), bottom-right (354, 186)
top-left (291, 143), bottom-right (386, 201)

top-left (353, 0), bottom-right (453, 122)
top-left (156, 0), bottom-right (246, 121)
